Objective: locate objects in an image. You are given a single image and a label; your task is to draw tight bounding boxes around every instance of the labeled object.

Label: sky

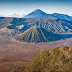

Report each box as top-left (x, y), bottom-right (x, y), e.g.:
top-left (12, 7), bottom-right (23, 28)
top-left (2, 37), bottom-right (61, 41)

top-left (0, 0), bottom-right (72, 17)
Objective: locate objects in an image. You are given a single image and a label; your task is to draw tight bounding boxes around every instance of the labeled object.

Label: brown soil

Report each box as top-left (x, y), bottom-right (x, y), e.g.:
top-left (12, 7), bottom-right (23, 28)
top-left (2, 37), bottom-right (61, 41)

top-left (0, 60), bottom-right (30, 72)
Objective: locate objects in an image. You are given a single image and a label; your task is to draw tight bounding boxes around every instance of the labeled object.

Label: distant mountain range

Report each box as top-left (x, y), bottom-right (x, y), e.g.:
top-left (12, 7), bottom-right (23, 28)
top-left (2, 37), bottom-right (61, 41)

top-left (0, 9), bottom-right (72, 21)
top-left (24, 9), bottom-right (72, 21)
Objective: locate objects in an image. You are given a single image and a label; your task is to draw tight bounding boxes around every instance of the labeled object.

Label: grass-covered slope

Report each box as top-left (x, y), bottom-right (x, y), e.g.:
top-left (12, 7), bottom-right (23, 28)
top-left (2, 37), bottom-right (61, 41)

top-left (11, 46), bottom-right (72, 72)
top-left (11, 66), bottom-right (26, 72)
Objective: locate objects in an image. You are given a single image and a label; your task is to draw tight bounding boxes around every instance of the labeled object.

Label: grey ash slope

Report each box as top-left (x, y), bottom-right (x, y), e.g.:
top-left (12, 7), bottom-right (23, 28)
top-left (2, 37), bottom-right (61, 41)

top-left (15, 27), bottom-right (61, 43)
top-left (0, 18), bottom-right (72, 37)
top-left (0, 17), bottom-right (29, 36)
top-left (0, 17), bottom-right (72, 37)
top-left (21, 18), bottom-right (72, 34)
top-left (0, 17), bottom-right (14, 29)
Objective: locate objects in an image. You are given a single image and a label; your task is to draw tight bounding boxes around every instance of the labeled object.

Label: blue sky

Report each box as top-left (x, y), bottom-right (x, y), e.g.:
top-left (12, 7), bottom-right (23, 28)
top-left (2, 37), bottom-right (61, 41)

top-left (0, 0), bottom-right (72, 16)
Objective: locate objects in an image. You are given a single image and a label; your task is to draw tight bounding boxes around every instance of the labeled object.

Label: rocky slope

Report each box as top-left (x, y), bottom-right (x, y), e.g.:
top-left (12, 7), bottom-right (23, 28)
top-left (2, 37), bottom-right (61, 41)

top-left (15, 27), bottom-right (61, 43)
top-left (24, 18), bottom-right (72, 34)
top-left (0, 18), bottom-right (72, 36)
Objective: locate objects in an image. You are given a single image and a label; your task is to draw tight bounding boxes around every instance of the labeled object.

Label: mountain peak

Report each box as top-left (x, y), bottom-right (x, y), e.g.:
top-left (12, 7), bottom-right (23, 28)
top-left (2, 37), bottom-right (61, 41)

top-left (33, 9), bottom-right (45, 12)
top-left (24, 9), bottom-right (47, 18)
top-left (34, 9), bottom-right (42, 11)
top-left (53, 13), bottom-right (59, 15)
top-left (30, 9), bottom-right (47, 14)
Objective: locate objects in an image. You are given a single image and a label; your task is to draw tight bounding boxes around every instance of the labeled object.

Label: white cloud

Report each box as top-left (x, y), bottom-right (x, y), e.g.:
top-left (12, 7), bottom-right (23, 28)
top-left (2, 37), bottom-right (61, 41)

top-left (0, 13), bottom-right (25, 18)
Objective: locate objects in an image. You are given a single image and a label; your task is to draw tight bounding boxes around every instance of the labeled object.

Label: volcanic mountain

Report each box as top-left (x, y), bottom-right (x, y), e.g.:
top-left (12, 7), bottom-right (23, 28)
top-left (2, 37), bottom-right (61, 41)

top-left (15, 27), bottom-right (61, 43)
top-left (27, 18), bottom-right (72, 34)
top-left (0, 17), bottom-right (72, 37)
top-left (24, 9), bottom-right (72, 21)
top-left (52, 13), bottom-right (72, 21)
top-left (24, 9), bottom-right (48, 19)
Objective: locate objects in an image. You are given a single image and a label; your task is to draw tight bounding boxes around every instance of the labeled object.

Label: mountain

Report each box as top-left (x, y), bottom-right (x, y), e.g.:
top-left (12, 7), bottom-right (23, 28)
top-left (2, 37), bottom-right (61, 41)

top-left (11, 46), bottom-right (72, 72)
top-left (0, 18), bottom-right (72, 37)
top-left (14, 27), bottom-right (61, 43)
top-left (24, 18), bottom-right (72, 34)
top-left (0, 17), bottom-right (28, 36)
top-left (24, 9), bottom-right (72, 21)
top-left (52, 13), bottom-right (72, 21)
top-left (9, 18), bottom-right (72, 34)
top-left (7, 18), bottom-right (72, 34)
top-left (30, 18), bottom-right (72, 34)
top-left (0, 17), bottom-right (5, 21)
top-left (0, 17), bottom-right (14, 29)
top-left (24, 9), bottom-right (48, 19)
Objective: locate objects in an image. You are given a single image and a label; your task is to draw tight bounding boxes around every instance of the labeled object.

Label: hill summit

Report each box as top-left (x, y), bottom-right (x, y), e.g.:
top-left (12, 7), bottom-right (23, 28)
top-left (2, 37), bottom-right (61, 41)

top-left (15, 26), bottom-right (61, 43)
top-left (24, 46), bottom-right (72, 72)
top-left (11, 46), bottom-right (72, 72)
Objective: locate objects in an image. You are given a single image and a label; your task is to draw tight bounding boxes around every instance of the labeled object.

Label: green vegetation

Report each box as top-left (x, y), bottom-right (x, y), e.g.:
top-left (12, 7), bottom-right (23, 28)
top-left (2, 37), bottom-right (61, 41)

top-left (11, 66), bottom-right (25, 72)
top-left (11, 46), bottom-right (72, 72)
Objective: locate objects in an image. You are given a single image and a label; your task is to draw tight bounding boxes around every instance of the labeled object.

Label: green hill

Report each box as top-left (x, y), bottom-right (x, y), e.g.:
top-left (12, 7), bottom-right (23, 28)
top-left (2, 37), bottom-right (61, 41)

top-left (11, 46), bottom-right (72, 72)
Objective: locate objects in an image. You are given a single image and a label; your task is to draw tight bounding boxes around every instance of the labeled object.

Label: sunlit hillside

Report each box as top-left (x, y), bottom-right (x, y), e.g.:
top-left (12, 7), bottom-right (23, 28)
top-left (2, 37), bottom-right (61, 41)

top-left (11, 46), bottom-right (72, 72)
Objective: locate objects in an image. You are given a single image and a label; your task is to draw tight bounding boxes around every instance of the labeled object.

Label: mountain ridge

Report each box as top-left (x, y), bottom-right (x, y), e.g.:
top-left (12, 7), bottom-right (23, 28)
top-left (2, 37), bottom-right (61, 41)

top-left (0, 17), bottom-right (72, 37)
top-left (0, 9), bottom-right (72, 21)
top-left (24, 9), bottom-right (72, 21)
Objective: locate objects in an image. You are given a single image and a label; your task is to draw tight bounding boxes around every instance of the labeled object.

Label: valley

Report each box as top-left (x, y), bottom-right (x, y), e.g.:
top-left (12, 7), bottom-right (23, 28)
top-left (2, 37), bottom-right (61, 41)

top-left (0, 35), bottom-right (72, 72)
